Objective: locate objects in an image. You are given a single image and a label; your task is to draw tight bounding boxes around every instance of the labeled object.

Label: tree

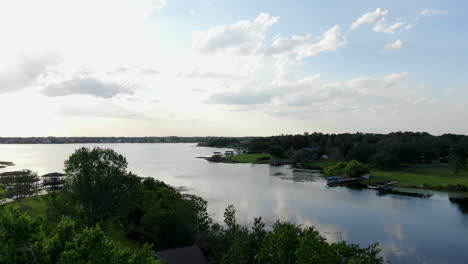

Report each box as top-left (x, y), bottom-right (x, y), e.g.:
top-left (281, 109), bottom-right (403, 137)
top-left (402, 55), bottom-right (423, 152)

top-left (258, 221), bottom-right (302, 264)
top-left (0, 170), bottom-right (40, 199)
top-left (58, 224), bottom-right (161, 264)
top-left (0, 207), bottom-right (44, 263)
top-left (64, 147), bottom-right (141, 225)
top-left (370, 151), bottom-right (400, 170)
top-left (0, 184), bottom-right (5, 200)
top-left (343, 160), bottom-right (369, 178)
top-left (138, 183), bottom-right (209, 247)
top-left (345, 143), bottom-right (377, 163)
top-left (450, 145), bottom-right (467, 174)
top-left (324, 162), bottom-right (348, 177)
top-left (269, 145), bottom-right (285, 158)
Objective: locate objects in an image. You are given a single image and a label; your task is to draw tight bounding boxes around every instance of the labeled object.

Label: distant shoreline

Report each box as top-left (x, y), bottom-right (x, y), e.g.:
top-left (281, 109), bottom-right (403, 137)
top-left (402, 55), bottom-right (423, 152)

top-left (0, 136), bottom-right (245, 145)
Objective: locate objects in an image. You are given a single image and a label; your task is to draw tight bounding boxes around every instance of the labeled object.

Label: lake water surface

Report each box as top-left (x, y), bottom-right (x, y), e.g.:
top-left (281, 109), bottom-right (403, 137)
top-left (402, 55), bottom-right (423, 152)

top-left (1, 143), bottom-right (467, 264)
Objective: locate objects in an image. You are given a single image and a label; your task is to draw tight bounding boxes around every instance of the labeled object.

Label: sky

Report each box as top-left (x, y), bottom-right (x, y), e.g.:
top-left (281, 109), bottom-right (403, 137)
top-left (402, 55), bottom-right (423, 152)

top-left (0, 0), bottom-right (467, 136)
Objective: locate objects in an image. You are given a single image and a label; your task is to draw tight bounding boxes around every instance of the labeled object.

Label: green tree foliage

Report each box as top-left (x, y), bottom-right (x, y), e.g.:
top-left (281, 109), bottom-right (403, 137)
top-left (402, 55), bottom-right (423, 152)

top-left (0, 207), bottom-right (43, 263)
top-left (450, 144), bottom-right (468, 174)
top-left (0, 207), bottom-right (162, 264)
top-left (0, 170), bottom-right (40, 199)
top-left (0, 184), bottom-right (5, 199)
top-left (64, 147), bottom-right (141, 225)
top-left (201, 205), bottom-right (385, 264)
top-left (126, 178), bottom-right (210, 248)
top-left (323, 162), bottom-right (348, 177)
top-left (243, 131), bottom-right (467, 165)
top-left (258, 221), bottom-right (302, 264)
top-left (345, 144), bottom-right (377, 163)
top-left (58, 225), bottom-right (161, 264)
top-left (343, 160), bottom-right (370, 178)
top-left (269, 145), bottom-right (285, 158)
top-left (324, 161), bottom-right (369, 178)
top-left (370, 151), bottom-right (400, 170)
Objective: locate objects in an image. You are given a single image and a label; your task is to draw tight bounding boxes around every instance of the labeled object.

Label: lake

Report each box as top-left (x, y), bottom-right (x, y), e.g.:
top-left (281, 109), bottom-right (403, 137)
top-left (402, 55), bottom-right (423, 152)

top-left (1, 143), bottom-right (467, 264)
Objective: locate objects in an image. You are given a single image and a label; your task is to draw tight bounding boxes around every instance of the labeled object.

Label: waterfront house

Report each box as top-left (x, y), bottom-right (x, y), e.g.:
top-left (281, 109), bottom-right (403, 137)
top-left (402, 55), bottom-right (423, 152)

top-left (42, 172), bottom-right (66, 190)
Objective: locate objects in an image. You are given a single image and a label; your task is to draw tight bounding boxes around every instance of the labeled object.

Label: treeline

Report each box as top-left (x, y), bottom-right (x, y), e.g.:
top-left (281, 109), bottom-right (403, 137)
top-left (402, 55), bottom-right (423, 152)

top-left (0, 170), bottom-right (40, 199)
top-left (197, 137), bottom-right (250, 148)
top-left (247, 132), bottom-right (468, 170)
top-left (0, 147), bottom-right (385, 263)
top-left (0, 136), bottom-right (233, 144)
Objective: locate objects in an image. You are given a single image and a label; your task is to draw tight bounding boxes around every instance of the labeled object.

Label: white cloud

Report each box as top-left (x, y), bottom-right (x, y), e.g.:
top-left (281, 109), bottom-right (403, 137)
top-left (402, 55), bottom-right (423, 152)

top-left (42, 76), bottom-right (133, 98)
top-left (264, 25), bottom-right (347, 60)
top-left (350, 8), bottom-right (388, 30)
top-left (383, 39), bottom-right (404, 52)
top-left (59, 102), bottom-right (151, 120)
top-left (419, 9), bottom-right (448, 18)
top-left (206, 89), bottom-right (276, 105)
top-left (193, 13), bottom-right (346, 60)
top-left (373, 21), bottom-right (407, 34)
top-left (0, 53), bottom-right (61, 93)
top-left (184, 69), bottom-right (240, 79)
top-left (193, 13), bottom-right (279, 55)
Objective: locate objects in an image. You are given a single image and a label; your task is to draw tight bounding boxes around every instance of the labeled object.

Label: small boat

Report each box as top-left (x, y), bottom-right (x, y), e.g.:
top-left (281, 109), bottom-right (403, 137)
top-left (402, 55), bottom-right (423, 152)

top-left (326, 177), bottom-right (362, 187)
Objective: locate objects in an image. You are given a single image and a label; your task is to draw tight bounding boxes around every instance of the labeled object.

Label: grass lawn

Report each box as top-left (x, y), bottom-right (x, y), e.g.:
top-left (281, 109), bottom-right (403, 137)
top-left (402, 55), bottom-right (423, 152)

top-left (104, 222), bottom-right (141, 250)
top-left (303, 160), bottom-right (335, 169)
top-left (226, 153), bottom-right (273, 163)
top-left (367, 163), bottom-right (468, 190)
top-left (7, 195), bottom-right (48, 217)
top-left (5, 195), bottom-right (142, 250)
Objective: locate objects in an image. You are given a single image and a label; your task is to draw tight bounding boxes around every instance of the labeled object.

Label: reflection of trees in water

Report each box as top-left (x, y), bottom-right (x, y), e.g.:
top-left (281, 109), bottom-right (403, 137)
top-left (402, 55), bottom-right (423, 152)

top-left (449, 198), bottom-right (468, 214)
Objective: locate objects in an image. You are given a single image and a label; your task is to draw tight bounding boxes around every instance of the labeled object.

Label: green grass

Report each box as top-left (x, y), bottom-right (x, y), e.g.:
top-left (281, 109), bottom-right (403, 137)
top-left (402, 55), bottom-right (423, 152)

top-left (104, 222), bottom-right (141, 250)
top-left (226, 153), bottom-right (273, 163)
top-left (303, 160), bottom-right (335, 169)
top-left (7, 195), bottom-right (48, 217)
top-left (367, 163), bottom-right (468, 190)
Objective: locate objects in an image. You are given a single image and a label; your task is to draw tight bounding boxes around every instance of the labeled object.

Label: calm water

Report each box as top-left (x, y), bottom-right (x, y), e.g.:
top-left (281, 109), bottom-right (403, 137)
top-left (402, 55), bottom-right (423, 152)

top-left (1, 143), bottom-right (467, 264)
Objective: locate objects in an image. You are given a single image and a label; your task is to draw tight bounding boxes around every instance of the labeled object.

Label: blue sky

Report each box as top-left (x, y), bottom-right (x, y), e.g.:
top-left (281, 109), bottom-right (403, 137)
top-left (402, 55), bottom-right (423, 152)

top-left (0, 0), bottom-right (466, 136)
top-left (156, 0), bottom-right (467, 84)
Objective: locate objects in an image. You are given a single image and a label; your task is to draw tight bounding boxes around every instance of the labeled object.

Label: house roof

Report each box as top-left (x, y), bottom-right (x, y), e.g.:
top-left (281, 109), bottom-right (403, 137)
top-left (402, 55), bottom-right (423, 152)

top-left (41, 172), bottom-right (65, 178)
top-left (157, 245), bottom-right (208, 264)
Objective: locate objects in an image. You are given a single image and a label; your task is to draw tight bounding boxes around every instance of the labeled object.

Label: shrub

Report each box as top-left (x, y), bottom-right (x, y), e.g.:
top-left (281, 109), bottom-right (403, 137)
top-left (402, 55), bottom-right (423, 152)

top-left (343, 160), bottom-right (370, 178)
top-left (323, 162), bottom-right (348, 177)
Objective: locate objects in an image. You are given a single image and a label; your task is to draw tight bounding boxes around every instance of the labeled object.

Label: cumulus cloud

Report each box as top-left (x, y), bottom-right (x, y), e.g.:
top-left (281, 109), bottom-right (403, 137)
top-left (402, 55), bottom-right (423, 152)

top-left (42, 77), bottom-right (133, 98)
top-left (383, 39), bottom-right (404, 52)
top-left (0, 53), bottom-right (60, 93)
top-left (193, 13), bottom-right (279, 55)
top-left (193, 13), bottom-right (345, 60)
top-left (263, 71), bottom-right (427, 120)
top-left (206, 71), bottom-right (423, 122)
top-left (373, 21), bottom-right (407, 34)
top-left (263, 25), bottom-right (347, 59)
top-left (350, 8), bottom-right (388, 30)
top-left (419, 9), bottom-right (448, 18)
